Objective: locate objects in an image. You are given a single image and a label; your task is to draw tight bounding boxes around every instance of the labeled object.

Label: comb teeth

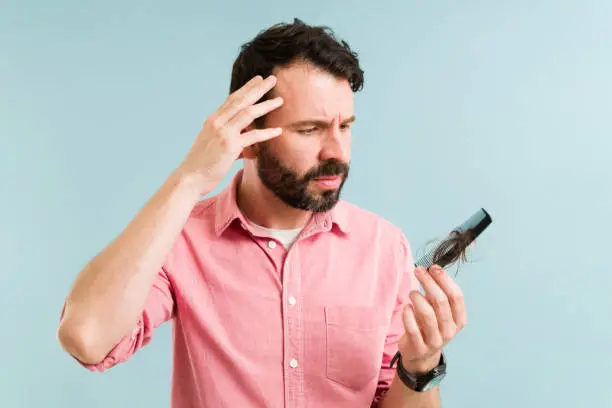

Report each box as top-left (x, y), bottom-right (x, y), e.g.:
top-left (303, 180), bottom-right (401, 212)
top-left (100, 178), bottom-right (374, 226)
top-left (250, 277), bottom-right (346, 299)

top-left (413, 208), bottom-right (492, 271)
top-left (415, 242), bottom-right (450, 269)
top-left (415, 250), bottom-right (434, 269)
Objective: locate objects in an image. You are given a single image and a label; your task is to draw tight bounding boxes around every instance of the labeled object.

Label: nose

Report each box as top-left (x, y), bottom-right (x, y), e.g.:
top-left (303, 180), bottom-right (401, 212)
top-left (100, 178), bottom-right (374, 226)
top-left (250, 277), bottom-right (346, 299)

top-left (319, 124), bottom-right (350, 163)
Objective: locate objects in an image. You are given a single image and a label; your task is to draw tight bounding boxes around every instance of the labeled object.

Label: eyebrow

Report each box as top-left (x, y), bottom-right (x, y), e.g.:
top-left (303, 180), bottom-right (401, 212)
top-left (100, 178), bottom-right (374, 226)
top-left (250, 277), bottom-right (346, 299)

top-left (286, 115), bottom-right (356, 128)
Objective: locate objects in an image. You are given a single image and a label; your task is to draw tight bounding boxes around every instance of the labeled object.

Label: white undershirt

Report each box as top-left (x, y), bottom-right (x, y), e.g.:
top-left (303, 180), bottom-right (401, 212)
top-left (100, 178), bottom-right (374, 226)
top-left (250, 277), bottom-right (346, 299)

top-left (248, 220), bottom-right (304, 249)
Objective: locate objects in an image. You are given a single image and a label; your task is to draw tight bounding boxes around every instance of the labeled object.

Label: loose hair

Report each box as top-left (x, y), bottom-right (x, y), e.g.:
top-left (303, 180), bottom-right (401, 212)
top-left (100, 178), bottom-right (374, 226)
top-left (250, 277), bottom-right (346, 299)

top-left (432, 230), bottom-right (475, 267)
top-left (417, 208), bottom-right (492, 276)
top-left (418, 229), bottom-right (481, 277)
top-left (229, 18), bottom-right (364, 127)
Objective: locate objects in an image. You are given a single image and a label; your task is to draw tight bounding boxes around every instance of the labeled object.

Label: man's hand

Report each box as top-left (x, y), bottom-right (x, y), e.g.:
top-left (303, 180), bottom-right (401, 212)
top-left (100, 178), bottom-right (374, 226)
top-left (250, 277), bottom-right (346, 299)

top-left (398, 264), bottom-right (467, 374)
top-left (179, 74), bottom-right (284, 195)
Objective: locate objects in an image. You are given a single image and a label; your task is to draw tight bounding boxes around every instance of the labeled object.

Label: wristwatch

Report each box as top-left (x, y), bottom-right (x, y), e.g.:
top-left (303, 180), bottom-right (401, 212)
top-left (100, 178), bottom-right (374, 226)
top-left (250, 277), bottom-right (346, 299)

top-left (389, 351), bottom-right (447, 392)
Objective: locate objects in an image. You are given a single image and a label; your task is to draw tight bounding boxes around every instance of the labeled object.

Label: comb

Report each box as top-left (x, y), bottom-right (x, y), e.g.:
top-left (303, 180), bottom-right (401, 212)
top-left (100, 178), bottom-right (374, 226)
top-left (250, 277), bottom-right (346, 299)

top-left (414, 208), bottom-right (492, 270)
top-left (388, 208), bottom-right (493, 371)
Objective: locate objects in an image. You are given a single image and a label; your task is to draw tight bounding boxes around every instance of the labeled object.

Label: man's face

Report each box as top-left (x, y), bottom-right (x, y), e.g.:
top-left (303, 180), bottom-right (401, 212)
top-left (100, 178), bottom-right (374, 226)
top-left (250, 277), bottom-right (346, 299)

top-left (255, 61), bottom-right (354, 213)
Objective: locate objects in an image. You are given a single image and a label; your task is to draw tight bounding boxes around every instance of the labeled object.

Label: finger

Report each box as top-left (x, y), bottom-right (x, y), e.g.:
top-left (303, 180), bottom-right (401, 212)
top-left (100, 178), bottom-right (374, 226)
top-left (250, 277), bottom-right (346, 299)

top-left (216, 75), bottom-right (277, 124)
top-left (410, 291), bottom-right (444, 350)
top-left (414, 266), bottom-right (456, 342)
top-left (401, 303), bottom-right (428, 359)
top-left (240, 127), bottom-right (283, 147)
top-left (429, 265), bottom-right (467, 329)
top-left (227, 96), bottom-right (284, 132)
top-left (224, 74), bottom-right (265, 106)
top-left (214, 75), bottom-right (263, 120)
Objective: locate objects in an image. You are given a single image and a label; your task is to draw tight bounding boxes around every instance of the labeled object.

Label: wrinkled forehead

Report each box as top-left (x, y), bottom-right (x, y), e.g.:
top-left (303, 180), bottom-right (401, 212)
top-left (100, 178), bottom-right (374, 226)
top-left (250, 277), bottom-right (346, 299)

top-left (270, 62), bottom-right (354, 122)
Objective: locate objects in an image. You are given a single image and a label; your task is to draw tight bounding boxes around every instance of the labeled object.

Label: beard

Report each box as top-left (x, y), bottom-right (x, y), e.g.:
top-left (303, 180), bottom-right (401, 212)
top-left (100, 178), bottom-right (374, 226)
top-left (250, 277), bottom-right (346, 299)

top-left (256, 142), bottom-right (349, 213)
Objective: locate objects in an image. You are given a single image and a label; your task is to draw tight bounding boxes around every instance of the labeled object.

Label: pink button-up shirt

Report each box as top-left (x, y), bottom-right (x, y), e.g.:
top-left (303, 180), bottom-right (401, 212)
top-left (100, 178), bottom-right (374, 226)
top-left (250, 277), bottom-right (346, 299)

top-left (71, 170), bottom-right (417, 408)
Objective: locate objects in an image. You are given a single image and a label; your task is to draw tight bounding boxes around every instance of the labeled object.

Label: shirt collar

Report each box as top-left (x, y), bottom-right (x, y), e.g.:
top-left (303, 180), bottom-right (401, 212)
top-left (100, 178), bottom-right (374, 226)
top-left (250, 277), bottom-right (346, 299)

top-left (214, 169), bottom-right (350, 237)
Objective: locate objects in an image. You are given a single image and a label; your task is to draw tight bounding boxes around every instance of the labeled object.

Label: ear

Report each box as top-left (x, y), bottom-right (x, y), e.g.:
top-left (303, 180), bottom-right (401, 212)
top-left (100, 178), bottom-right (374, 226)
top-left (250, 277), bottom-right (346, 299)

top-left (241, 144), bottom-right (259, 159)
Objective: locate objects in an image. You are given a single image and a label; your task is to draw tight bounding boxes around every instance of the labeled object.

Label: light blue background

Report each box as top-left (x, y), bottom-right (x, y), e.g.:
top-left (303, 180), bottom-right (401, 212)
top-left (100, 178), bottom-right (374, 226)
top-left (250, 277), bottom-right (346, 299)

top-left (1, 1), bottom-right (610, 407)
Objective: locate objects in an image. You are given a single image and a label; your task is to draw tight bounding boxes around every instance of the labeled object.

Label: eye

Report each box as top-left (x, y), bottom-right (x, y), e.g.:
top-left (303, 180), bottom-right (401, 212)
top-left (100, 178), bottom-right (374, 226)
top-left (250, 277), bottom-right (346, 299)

top-left (340, 123), bottom-right (352, 131)
top-left (297, 127), bottom-right (317, 135)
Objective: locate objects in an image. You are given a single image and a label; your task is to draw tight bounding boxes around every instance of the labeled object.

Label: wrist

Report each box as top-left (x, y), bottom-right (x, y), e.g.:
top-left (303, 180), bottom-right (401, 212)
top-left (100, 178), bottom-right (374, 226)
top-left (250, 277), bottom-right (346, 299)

top-left (171, 165), bottom-right (215, 199)
top-left (399, 350), bottom-right (442, 375)
top-left (390, 350), bottom-right (447, 393)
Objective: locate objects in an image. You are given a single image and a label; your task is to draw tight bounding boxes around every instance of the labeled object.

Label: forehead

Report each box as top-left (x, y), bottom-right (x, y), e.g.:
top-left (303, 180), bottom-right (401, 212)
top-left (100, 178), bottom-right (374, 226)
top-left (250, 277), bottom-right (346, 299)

top-left (270, 61), bottom-right (354, 122)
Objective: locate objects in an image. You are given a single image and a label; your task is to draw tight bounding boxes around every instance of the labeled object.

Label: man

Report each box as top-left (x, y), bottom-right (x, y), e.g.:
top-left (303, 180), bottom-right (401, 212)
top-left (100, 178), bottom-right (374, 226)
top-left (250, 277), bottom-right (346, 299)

top-left (57, 19), bottom-right (466, 408)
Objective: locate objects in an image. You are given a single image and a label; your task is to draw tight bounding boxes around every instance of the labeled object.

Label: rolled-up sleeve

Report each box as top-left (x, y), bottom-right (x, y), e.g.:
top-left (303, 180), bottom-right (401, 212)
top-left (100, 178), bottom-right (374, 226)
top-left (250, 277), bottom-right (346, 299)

top-left (60, 267), bottom-right (175, 372)
top-left (371, 232), bottom-right (417, 407)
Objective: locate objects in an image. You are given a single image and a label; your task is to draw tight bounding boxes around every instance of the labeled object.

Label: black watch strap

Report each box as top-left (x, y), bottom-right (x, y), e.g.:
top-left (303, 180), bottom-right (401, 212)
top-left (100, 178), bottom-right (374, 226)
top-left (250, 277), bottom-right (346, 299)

top-left (389, 351), bottom-right (446, 392)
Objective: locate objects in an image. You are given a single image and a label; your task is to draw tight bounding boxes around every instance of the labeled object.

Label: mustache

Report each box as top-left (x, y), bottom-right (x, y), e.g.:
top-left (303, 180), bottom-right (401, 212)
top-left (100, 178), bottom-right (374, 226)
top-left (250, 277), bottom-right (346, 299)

top-left (304, 160), bottom-right (349, 180)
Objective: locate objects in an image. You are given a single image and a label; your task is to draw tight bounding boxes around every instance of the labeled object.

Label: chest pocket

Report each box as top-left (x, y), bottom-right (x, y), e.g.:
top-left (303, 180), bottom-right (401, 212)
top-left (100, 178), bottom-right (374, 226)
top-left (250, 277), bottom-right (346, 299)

top-left (324, 305), bottom-right (388, 390)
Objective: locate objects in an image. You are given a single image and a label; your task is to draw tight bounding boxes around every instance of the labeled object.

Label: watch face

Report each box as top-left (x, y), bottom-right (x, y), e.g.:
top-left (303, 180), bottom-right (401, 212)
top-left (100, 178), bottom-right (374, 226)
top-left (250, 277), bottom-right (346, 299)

top-left (421, 373), bottom-right (446, 392)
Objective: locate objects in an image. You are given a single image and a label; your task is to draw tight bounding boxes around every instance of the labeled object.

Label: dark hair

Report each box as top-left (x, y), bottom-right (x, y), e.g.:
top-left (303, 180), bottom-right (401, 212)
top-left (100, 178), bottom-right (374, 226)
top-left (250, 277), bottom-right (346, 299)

top-left (230, 18), bottom-right (364, 126)
top-left (419, 229), bottom-right (476, 278)
top-left (417, 208), bottom-right (492, 277)
top-left (417, 227), bottom-right (483, 278)
top-left (431, 229), bottom-right (476, 267)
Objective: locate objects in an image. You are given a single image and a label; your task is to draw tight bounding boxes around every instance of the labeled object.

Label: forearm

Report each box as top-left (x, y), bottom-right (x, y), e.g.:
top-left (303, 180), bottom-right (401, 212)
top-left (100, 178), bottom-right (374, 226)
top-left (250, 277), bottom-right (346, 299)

top-left (379, 374), bottom-right (441, 408)
top-left (58, 167), bottom-right (209, 363)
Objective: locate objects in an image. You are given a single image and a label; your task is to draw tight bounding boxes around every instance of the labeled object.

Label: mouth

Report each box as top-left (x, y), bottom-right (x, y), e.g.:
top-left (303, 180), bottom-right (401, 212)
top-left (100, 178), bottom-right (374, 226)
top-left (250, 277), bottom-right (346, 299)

top-left (312, 175), bottom-right (342, 189)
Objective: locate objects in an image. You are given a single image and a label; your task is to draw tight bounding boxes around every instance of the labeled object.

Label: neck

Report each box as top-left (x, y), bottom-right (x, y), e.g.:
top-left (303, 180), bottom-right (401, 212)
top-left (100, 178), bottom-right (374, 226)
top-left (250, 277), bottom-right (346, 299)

top-left (237, 170), bottom-right (312, 230)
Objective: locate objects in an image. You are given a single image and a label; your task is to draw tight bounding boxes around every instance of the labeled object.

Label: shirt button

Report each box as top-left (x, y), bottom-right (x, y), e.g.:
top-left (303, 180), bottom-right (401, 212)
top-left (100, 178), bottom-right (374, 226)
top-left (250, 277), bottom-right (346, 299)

top-left (288, 296), bottom-right (296, 306)
top-left (268, 240), bottom-right (277, 249)
top-left (289, 358), bottom-right (298, 368)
